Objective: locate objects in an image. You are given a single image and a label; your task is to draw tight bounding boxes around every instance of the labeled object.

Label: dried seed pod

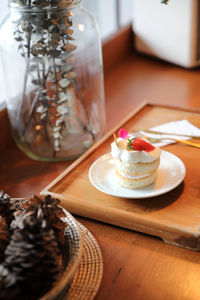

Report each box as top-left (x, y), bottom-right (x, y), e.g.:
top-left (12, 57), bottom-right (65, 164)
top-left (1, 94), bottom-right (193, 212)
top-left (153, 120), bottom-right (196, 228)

top-left (0, 191), bottom-right (11, 218)
top-left (0, 194), bottom-right (68, 299)
top-left (0, 190), bottom-right (26, 226)
top-left (4, 226), bottom-right (61, 299)
top-left (0, 265), bottom-right (19, 300)
top-left (1, 194), bottom-right (68, 299)
top-left (0, 217), bottom-right (9, 262)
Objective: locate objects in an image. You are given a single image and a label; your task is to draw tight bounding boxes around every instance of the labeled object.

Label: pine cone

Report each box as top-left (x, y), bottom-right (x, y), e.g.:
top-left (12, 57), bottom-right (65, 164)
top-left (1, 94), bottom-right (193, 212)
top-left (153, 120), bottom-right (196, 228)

top-left (27, 195), bottom-right (66, 246)
top-left (0, 194), bottom-right (68, 299)
top-left (0, 190), bottom-right (24, 226)
top-left (0, 191), bottom-right (11, 219)
top-left (4, 227), bottom-right (61, 299)
top-left (0, 265), bottom-right (19, 300)
top-left (4, 198), bottom-right (64, 299)
top-left (0, 217), bottom-right (9, 262)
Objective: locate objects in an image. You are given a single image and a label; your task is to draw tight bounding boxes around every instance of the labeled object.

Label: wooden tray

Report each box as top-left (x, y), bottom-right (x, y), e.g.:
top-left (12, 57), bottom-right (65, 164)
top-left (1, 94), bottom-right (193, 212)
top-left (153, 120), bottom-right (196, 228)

top-left (41, 102), bottom-right (200, 251)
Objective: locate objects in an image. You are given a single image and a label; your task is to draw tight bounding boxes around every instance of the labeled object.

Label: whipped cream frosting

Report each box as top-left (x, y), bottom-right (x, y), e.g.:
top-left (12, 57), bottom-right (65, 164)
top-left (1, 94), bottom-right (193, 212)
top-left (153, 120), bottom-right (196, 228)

top-left (111, 137), bottom-right (160, 163)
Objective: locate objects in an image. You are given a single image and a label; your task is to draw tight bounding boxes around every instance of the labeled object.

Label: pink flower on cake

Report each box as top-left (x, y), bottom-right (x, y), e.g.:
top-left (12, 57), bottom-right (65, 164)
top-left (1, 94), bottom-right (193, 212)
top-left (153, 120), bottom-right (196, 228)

top-left (119, 128), bottom-right (128, 139)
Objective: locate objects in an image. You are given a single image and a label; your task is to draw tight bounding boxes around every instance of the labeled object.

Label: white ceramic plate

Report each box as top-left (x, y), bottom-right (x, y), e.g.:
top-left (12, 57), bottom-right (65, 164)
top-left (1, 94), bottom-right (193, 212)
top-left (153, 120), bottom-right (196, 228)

top-left (88, 150), bottom-right (186, 199)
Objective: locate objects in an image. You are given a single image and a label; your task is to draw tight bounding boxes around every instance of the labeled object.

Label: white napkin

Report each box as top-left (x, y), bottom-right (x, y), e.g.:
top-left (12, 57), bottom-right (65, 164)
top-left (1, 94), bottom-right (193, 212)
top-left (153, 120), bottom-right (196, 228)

top-left (140, 120), bottom-right (200, 147)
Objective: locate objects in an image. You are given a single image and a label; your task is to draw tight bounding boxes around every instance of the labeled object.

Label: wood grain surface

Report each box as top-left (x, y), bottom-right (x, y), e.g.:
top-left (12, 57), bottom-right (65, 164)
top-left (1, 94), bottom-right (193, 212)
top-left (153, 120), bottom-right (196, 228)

top-left (1, 26), bottom-right (200, 300)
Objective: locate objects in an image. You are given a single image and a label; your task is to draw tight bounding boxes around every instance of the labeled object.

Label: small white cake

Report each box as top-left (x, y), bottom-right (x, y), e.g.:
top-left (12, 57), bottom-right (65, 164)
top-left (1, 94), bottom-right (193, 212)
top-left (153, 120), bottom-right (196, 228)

top-left (111, 129), bottom-right (161, 189)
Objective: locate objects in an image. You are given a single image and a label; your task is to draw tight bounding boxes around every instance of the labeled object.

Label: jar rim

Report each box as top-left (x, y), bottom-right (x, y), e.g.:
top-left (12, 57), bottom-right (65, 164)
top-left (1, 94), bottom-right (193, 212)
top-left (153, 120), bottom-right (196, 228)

top-left (8, 0), bottom-right (81, 11)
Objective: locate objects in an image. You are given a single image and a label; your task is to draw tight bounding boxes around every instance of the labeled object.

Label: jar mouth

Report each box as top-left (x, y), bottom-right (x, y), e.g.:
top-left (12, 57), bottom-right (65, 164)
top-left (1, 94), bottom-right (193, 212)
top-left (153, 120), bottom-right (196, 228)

top-left (8, 0), bottom-right (81, 11)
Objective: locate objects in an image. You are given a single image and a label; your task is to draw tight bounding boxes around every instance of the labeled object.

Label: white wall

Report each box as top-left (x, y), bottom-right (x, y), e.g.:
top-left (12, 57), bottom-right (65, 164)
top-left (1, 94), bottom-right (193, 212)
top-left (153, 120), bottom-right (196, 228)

top-left (118, 0), bottom-right (133, 27)
top-left (0, 0), bottom-right (9, 26)
top-left (83, 0), bottom-right (118, 39)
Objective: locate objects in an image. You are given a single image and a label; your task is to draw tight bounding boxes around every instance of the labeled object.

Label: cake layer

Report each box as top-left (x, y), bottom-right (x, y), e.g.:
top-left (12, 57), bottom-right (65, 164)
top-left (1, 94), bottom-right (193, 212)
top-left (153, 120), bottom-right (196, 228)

top-left (117, 168), bottom-right (156, 180)
top-left (115, 168), bottom-right (158, 189)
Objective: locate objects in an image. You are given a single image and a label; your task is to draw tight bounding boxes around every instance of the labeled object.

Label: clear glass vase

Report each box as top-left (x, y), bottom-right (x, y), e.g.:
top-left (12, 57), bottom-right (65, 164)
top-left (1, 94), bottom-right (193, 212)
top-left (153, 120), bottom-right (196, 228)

top-left (0, 0), bottom-right (105, 161)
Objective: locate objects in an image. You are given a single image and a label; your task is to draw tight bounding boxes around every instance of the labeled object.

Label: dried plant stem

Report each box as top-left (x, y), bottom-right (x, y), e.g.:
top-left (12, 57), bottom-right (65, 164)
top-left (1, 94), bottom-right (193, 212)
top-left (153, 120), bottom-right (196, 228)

top-left (21, 92), bottom-right (38, 134)
top-left (16, 60), bottom-right (30, 131)
top-left (22, 60), bottom-right (50, 141)
top-left (16, 27), bottom-right (32, 131)
top-left (42, 119), bottom-right (50, 142)
top-left (72, 80), bottom-right (95, 141)
top-left (58, 27), bottom-right (95, 140)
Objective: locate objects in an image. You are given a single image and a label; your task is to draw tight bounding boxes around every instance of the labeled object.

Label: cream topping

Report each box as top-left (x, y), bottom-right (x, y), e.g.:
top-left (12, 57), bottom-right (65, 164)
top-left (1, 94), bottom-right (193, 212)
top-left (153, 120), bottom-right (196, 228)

top-left (111, 137), bottom-right (161, 163)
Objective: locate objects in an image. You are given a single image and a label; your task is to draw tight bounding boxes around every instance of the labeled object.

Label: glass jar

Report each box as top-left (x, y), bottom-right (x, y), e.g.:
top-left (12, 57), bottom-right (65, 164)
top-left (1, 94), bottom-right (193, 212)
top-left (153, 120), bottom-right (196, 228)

top-left (0, 0), bottom-right (105, 161)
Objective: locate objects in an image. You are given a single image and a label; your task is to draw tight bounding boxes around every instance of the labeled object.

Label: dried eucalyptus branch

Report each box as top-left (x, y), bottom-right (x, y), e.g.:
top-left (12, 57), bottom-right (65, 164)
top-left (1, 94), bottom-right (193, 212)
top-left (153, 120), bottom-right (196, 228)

top-left (9, 0), bottom-right (94, 157)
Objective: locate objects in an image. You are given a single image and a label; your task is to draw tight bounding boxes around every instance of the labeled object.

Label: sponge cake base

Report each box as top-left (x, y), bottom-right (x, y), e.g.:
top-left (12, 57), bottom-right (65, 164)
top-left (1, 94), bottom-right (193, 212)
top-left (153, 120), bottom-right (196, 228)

top-left (115, 168), bottom-right (157, 189)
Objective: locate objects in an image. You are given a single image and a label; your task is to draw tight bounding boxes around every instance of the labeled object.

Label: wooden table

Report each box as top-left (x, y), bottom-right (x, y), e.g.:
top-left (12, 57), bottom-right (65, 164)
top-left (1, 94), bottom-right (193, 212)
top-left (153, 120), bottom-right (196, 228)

top-left (1, 26), bottom-right (200, 300)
